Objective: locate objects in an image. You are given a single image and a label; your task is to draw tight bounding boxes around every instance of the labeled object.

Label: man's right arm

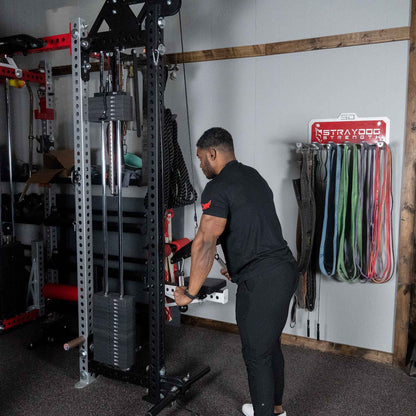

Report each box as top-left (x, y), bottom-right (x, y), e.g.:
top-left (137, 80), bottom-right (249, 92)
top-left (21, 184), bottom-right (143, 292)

top-left (174, 214), bottom-right (226, 306)
top-left (187, 214), bottom-right (227, 296)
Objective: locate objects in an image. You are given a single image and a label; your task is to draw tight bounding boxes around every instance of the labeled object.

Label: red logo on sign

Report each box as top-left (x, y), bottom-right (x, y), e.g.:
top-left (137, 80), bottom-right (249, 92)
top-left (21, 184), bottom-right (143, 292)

top-left (202, 200), bottom-right (212, 211)
top-left (309, 115), bottom-right (390, 144)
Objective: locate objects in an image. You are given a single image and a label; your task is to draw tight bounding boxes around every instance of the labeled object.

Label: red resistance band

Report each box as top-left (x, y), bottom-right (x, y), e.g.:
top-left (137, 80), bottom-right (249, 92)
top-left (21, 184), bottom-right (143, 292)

top-left (367, 145), bottom-right (393, 283)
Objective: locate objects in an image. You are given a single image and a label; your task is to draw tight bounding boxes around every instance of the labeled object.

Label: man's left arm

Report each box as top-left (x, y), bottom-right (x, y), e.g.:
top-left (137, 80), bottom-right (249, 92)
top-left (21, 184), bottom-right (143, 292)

top-left (174, 214), bottom-right (227, 306)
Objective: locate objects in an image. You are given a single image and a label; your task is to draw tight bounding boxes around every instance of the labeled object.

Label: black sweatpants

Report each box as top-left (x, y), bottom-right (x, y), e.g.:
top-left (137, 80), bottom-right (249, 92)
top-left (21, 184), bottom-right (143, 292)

top-left (236, 261), bottom-right (298, 416)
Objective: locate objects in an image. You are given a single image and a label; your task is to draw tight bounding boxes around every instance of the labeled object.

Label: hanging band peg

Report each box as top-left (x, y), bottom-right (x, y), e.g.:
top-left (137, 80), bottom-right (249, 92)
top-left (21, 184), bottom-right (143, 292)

top-left (152, 49), bottom-right (160, 66)
top-left (295, 143), bottom-right (303, 153)
top-left (158, 43), bottom-right (166, 55)
top-left (158, 17), bottom-right (166, 29)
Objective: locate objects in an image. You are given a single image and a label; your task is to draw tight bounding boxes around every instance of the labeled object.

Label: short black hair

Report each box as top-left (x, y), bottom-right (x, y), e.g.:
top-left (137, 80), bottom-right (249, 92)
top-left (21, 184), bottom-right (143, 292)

top-left (196, 127), bottom-right (234, 152)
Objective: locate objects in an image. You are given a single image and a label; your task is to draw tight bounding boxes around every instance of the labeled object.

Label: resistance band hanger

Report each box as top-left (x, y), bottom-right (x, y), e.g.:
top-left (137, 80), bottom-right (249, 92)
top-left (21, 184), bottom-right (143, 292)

top-left (293, 139), bottom-right (394, 338)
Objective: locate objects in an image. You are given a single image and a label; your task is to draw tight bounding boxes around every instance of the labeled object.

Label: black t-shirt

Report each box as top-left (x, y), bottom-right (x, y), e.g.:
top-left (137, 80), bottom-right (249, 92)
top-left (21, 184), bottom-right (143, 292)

top-left (201, 160), bottom-right (294, 284)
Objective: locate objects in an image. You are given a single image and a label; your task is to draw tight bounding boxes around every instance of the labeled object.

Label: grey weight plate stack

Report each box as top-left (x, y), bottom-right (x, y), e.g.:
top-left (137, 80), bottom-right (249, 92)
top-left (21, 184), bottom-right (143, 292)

top-left (88, 92), bottom-right (133, 122)
top-left (93, 292), bottom-right (136, 370)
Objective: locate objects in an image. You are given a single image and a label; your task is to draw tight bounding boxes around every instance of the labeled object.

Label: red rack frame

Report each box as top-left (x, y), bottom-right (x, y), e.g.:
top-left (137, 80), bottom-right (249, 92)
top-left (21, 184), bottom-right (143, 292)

top-left (1, 309), bottom-right (39, 332)
top-left (0, 28), bottom-right (71, 332)
top-left (0, 66), bottom-right (45, 84)
top-left (30, 32), bottom-right (71, 54)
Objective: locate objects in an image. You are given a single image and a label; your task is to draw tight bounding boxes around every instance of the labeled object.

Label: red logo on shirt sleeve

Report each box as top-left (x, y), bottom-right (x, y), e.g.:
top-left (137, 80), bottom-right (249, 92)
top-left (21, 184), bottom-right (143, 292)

top-left (202, 200), bottom-right (212, 211)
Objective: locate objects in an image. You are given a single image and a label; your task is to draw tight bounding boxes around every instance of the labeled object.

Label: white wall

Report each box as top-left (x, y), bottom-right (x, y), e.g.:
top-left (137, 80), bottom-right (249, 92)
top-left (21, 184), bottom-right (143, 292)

top-left (0, 0), bottom-right (410, 353)
top-left (165, 0), bottom-right (410, 354)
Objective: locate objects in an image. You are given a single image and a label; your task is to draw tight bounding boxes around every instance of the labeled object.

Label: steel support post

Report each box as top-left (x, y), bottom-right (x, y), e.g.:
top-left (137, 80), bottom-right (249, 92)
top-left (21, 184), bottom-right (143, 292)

top-left (146, 1), bottom-right (166, 403)
top-left (31, 240), bottom-right (45, 315)
top-left (44, 187), bottom-right (58, 284)
top-left (71, 18), bottom-right (96, 389)
top-left (40, 61), bottom-right (54, 141)
top-left (41, 61), bottom-right (58, 284)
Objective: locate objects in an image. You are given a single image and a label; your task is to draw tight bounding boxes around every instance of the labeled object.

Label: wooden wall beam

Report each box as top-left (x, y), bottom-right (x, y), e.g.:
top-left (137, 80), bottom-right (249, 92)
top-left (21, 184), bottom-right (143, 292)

top-left (52, 26), bottom-right (409, 76)
top-left (167, 27), bottom-right (409, 64)
top-left (182, 315), bottom-right (393, 365)
top-left (394, 1), bottom-right (416, 367)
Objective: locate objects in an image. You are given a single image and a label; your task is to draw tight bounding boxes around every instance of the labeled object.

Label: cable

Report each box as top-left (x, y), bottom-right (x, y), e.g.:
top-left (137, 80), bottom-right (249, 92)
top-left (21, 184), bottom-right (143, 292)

top-left (179, 10), bottom-right (198, 230)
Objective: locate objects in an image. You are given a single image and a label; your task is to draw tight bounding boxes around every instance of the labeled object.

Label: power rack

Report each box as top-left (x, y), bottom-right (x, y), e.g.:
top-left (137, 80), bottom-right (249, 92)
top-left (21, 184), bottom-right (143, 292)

top-left (71, 1), bottom-right (210, 414)
top-left (1, 2), bottom-right (213, 413)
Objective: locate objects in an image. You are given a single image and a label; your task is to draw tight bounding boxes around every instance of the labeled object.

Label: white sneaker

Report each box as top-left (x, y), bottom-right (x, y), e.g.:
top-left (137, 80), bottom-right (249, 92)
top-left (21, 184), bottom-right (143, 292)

top-left (241, 403), bottom-right (287, 416)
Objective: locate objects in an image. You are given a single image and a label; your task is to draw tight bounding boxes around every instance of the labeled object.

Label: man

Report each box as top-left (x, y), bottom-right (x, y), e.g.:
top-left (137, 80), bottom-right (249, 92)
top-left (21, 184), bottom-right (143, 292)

top-left (174, 128), bottom-right (298, 416)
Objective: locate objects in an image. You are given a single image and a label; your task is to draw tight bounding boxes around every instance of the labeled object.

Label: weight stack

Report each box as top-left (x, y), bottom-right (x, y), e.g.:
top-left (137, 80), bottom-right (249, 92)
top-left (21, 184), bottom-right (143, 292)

top-left (88, 92), bottom-right (133, 122)
top-left (93, 292), bottom-right (136, 370)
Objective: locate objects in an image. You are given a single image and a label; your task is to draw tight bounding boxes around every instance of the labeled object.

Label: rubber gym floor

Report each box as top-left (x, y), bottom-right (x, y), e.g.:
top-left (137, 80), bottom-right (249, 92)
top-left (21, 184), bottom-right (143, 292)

top-left (1, 322), bottom-right (416, 416)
